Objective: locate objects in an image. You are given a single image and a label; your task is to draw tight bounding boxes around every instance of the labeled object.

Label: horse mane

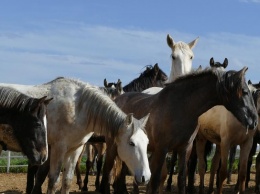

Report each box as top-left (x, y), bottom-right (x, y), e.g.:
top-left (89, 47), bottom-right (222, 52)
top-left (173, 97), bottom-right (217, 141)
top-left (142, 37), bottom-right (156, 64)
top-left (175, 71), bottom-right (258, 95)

top-left (0, 87), bottom-right (36, 112)
top-left (77, 82), bottom-right (126, 138)
top-left (168, 67), bottom-right (243, 100)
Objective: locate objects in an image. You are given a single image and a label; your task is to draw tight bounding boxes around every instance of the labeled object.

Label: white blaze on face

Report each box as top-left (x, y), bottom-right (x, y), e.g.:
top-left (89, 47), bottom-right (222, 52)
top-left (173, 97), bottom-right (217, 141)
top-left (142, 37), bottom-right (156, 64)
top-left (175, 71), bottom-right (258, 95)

top-left (43, 115), bottom-right (48, 156)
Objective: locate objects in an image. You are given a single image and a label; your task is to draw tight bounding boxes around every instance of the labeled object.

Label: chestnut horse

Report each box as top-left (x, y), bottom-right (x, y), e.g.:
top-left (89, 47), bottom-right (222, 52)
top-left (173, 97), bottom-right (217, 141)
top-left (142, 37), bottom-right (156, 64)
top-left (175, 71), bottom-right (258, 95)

top-left (113, 67), bottom-right (257, 194)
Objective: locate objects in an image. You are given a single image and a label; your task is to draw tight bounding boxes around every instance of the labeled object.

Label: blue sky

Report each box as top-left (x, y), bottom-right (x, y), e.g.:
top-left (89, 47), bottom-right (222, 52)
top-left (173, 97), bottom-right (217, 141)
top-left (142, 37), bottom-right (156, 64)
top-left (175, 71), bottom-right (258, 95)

top-left (0, 0), bottom-right (260, 86)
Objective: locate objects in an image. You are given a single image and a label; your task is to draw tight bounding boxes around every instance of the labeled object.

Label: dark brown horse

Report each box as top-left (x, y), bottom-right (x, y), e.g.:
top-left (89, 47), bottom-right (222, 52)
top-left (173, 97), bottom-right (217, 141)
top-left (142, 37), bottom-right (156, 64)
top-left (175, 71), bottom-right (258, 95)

top-left (112, 67), bottom-right (258, 194)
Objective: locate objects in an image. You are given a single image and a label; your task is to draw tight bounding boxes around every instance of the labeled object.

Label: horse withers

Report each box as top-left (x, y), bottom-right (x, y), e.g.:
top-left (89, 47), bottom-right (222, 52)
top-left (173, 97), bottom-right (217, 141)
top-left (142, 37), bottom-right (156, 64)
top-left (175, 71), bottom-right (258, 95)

top-left (113, 67), bottom-right (258, 194)
top-left (0, 86), bottom-right (52, 165)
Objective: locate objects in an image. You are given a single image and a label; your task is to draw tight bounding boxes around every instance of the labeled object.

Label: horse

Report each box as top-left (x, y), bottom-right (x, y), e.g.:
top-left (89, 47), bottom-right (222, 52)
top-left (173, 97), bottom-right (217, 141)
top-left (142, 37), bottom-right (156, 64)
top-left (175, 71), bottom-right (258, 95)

top-left (166, 34), bottom-right (199, 82)
top-left (113, 66), bottom-right (257, 194)
top-left (122, 63), bottom-right (168, 92)
top-left (142, 34), bottom-right (199, 95)
top-left (75, 78), bottom-right (123, 192)
top-left (145, 57), bottom-right (229, 193)
top-left (0, 77), bottom-right (151, 194)
top-left (0, 86), bottom-right (51, 165)
top-left (196, 81), bottom-right (259, 194)
top-left (76, 64), bottom-right (168, 192)
top-left (231, 81), bottom-right (260, 193)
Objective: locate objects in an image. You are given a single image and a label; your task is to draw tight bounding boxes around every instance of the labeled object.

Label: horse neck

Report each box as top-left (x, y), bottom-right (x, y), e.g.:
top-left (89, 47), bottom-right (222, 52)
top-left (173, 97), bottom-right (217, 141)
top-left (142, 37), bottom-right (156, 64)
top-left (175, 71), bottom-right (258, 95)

top-left (165, 75), bottom-right (220, 118)
top-left (167, 61), bottom-right (192, 83)
top-left (123, 78), bottom-right (155, 92)
top-left (78, 89), bottom-right (126, 138)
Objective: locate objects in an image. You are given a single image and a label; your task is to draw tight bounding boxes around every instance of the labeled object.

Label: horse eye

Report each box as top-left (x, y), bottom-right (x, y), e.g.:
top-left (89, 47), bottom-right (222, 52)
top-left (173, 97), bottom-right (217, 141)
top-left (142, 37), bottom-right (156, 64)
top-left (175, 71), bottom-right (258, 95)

top-left (171, 55), bottom-right (176, 60)
top-left (129, 141), bottom-right (135, 146)
top-left (190, 56), bottom-right (193, 60)
top-left (242, 90), bottom-right (248, 95)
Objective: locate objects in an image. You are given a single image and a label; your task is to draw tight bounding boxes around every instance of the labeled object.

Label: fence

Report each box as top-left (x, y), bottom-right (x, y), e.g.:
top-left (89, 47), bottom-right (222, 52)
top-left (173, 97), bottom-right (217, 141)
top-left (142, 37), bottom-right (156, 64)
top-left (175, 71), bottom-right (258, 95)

top-left (0, 151), bottom-right (27, 173)
top-left (0, 146), bottom-right (259, 173)
top-left (0, 150), bottom-right (89, 173)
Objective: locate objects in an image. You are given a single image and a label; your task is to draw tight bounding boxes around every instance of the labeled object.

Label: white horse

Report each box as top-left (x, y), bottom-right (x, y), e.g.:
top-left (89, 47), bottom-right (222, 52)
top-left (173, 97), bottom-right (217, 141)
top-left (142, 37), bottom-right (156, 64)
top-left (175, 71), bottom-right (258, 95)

top-left (0, 77), bottom-right (151, 194)
top-left (143, 34), bottom-right (199, 94)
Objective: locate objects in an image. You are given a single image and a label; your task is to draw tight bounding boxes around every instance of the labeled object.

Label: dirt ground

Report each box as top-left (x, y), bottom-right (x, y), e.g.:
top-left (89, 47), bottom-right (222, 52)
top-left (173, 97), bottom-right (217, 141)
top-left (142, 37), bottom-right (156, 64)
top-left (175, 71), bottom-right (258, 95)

top-left (0, 172), bottom-right (257, 194)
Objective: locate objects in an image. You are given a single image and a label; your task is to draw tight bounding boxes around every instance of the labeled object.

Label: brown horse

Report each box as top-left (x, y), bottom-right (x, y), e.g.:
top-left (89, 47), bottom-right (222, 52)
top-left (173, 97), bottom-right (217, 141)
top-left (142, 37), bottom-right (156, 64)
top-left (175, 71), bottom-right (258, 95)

top-left (112, 67), bottom-right (258, 194)
top-left (196, 85), bottom-right (260, 194)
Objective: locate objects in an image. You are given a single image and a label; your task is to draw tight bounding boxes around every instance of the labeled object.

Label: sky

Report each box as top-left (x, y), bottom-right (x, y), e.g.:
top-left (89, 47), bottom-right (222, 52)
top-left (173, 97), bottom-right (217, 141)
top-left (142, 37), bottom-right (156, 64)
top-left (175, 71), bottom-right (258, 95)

top-left (0, 0), bottom-right (260, 86)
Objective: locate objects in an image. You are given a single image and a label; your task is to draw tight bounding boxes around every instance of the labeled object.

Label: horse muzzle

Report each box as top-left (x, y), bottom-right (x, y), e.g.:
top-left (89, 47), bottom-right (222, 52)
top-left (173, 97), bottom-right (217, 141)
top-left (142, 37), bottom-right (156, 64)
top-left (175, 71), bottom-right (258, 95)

top-left (134, 174), bottom-right (151, 185)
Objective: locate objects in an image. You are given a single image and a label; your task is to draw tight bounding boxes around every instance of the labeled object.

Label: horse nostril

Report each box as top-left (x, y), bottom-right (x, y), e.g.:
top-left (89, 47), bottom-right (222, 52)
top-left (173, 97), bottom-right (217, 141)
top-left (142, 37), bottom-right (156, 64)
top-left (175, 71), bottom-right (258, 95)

top-left (142, 176), bottom-right (145, 183)
top-left (254, 121), bottom-right (258, 128)
top-left (41, 155), bottom-right (47, 164)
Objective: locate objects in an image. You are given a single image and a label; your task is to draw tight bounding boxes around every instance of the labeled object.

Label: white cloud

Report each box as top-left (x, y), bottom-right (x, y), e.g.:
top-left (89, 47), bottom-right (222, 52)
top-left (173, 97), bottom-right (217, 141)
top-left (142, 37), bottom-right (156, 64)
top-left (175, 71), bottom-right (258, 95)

top-left (0, 23), bottom-right (260, 86)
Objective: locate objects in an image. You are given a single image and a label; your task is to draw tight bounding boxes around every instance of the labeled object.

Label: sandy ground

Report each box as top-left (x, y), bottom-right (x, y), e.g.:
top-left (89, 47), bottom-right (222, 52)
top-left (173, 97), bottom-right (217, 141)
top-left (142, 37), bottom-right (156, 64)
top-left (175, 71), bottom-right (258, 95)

top-left (0, 172), bottom-right (257, 194)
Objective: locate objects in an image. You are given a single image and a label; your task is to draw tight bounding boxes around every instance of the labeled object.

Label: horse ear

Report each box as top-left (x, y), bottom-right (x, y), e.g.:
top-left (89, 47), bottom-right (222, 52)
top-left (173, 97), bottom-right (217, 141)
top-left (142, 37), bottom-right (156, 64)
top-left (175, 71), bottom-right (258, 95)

top-left (167, 34), bottom-right (175, 48)
top-left (30, 96), bottom-right (48, 115)
top-left (140, 113), bottom-right (150, 128)
top-left (223, 58), bottom-right (228, 68)
top-left (197, 65), bottom-right (202, 71)
top-left (236, 67), bottom-right (248, 80)
top-left (210, 57), bottom-right (214, 67)
top-left (154, 63), bottom-right (159, 72)
top-left (125, 113), bottom-right (134, 126)
top-left (248, 80), bottom-right (252, 85)
top-left (117, 81), bottom-right (123, 94)
top-left (188, 37), bottom-right (199, 49)
top-left (104, 79), bottom-right (108, 87)
top-left (44, 97), bottom-right (53, 105)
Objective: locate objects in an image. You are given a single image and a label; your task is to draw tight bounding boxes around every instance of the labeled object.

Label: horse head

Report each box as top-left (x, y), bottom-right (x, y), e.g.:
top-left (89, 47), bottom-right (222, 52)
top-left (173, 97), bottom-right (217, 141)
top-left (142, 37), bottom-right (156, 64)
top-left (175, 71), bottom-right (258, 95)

top-left (141, 63), bottom-right (168, 87)
top-left (16, 96), bottom-right (52, 165)
top-left (218, 67), bottom-right (258, 131)
top-left (116, 113), bottom-right (151, 185)
top-left (166, 34), bottom-right (199, 82)
top-left (103, 78), bottom-right (124, 100)
top-left (210, 57), bottom-right (228, 70)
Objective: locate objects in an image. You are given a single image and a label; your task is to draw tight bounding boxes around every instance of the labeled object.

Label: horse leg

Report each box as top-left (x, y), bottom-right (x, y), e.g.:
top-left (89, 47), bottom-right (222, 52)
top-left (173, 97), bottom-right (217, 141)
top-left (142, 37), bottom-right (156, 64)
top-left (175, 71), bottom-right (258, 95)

top-left (246, 138), bottom-right (257, 188)
top-left (176, 144), bottom-right (193, 194)
top-left (159, 159), bottom-right (168, 194)
top-left (255, 151), bottom-right (260, 194)
top-left (196, 134), bottom-right (207, 194)
top-left (75, 144), bottom-right (85, 190)
top-left (31, 146), bottom-right (51, 194)
top-left (216, 144), bottom-right (229, 194)
top-left (46, 144), bottom-right (66, 194)
top-left (113, 161), bottom-right (128, 194)
top-left (26, 162), bottom-right (38, 194)
top-left (235, 140), bottom-right (252, 194)
top-left (61, 145), bottom-right (85, 194)
top-left (82, 143), bottom-right (95, 191)
top-left (227, 145), bottom-right (237, 184)
top-left (166, 151), bottom-right (177, 192)
top-left (99, 141), bottom-right (118, 194)
top-left (146, 148), bottom-right (168, 194)
top-left (187, 141), bottom-right (198, 194)
top-left (95, 142), bottom-right (106, 191)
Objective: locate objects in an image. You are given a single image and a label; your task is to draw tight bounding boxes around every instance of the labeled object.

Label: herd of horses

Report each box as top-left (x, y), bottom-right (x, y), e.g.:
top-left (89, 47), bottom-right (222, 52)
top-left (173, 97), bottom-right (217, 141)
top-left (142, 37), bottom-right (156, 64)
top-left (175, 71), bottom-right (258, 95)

top-left (0, 34), bottom-right (260, 194)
